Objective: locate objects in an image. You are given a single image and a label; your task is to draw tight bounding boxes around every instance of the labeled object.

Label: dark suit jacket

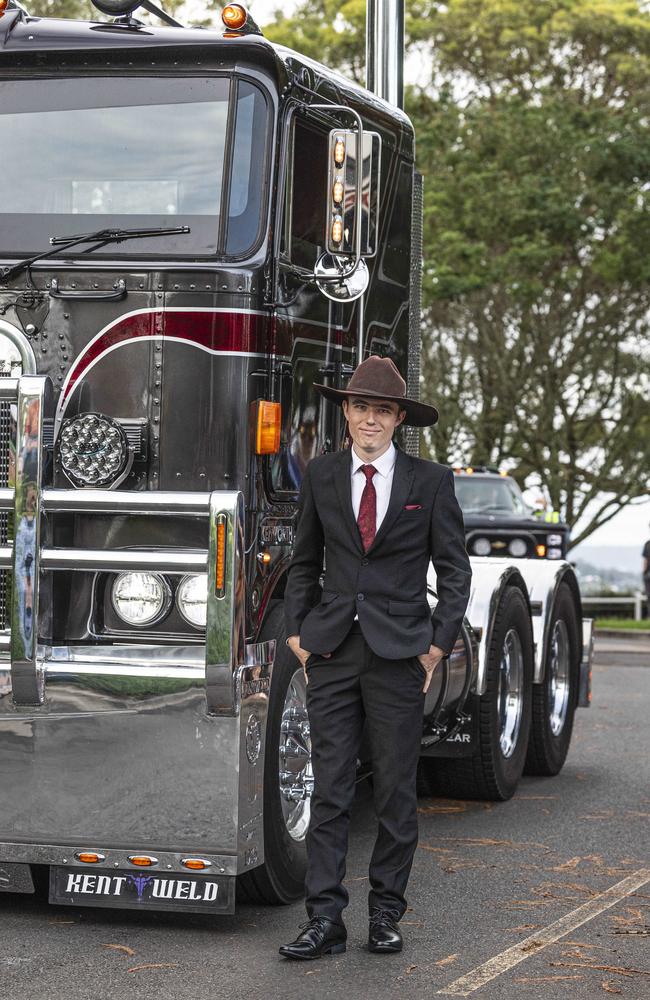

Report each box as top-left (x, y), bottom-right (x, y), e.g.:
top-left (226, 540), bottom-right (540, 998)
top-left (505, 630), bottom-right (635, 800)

top-left (285, 447), bottom-right (472, 660)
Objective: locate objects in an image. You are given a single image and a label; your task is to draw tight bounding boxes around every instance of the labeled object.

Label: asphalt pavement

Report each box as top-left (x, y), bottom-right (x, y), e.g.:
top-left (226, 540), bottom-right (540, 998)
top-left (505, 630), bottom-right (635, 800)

top-left (1, 633), bottom-right (648, 1000)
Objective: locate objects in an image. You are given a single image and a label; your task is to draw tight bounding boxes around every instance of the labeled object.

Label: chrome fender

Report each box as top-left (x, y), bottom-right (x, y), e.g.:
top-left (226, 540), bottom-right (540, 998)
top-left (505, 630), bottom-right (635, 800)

top-left (427, 558), bottom-right (530, 698)
top-left (507, 558), bottom-right (581, 684)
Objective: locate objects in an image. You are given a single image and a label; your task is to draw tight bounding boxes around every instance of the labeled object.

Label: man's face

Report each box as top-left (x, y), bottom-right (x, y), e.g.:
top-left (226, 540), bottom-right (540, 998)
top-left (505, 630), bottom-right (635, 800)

top-left (342, 397), bottom-right (406, 457)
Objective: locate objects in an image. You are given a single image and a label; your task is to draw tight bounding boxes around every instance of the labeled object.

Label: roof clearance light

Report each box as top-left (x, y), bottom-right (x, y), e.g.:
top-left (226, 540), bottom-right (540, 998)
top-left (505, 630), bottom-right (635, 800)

top-left (465, 466), bottom-right (474, 474)
top-left (128, 856), bottom-right (157, 867)
top-left (76, 852), bottom-right (105, 864)
top-left (222, 3), bottom-right (247, 29)
top-left (334, 136), bottom-right (346, 166)
top-left (499, 469), bottom-right (508, 476)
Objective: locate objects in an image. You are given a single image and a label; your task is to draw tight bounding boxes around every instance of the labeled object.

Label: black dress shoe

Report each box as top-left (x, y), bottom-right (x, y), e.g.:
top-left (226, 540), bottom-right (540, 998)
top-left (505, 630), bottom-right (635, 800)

top-left (368, 908), bottom-right (403, 953)
top-left (279, 916), bottom-right (347, 960)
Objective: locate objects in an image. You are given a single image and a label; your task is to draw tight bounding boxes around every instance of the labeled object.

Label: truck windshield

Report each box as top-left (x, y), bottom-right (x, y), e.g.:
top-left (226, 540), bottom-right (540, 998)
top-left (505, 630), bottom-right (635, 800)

top-left (0, 75), bottom-right (268, 259)
top-left (455, 477), bottom-right (529, 517)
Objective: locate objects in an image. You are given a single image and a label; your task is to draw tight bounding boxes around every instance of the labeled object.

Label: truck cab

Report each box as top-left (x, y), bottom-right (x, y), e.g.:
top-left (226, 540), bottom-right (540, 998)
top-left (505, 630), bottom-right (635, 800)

top-left (453, 466), bottom-right (570, 560)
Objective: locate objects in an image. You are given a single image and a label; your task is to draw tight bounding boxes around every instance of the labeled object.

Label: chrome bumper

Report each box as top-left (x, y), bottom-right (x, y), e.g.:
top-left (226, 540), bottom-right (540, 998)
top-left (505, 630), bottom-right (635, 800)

top-left (0, 376), bottom-right (272, 881)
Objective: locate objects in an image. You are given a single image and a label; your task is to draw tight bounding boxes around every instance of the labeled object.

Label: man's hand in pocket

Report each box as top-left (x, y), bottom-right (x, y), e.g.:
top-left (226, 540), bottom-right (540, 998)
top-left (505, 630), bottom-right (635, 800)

top-left (416, 644), bottom-right (445, 693)
top-left (287, 635), bottom-right (330, 683)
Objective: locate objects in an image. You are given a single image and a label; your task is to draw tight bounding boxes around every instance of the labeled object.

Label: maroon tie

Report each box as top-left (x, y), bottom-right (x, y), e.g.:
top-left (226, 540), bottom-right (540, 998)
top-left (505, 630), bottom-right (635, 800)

top-left (357, 464), bottom-right (377, 551)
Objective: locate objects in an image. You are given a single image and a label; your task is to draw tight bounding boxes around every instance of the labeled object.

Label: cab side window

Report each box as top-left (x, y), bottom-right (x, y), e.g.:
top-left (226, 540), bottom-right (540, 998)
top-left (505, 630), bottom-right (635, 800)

top-left (283, 120), bottom-right (329, 269)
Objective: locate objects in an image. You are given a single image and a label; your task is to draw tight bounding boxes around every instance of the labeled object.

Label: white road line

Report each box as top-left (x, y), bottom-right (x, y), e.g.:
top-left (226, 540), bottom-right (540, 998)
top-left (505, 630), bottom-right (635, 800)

top-left (437, 869), bottom-right (650, 996)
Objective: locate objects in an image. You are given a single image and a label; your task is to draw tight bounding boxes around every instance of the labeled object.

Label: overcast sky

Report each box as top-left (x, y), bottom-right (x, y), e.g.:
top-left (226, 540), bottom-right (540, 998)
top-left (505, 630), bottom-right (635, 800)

top-left (575, 497), bottom-right (650, 549)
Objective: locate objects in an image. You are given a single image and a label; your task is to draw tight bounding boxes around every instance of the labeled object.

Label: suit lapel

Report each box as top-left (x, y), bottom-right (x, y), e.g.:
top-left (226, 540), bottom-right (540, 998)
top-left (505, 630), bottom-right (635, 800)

top-left (333, 449), bottom-right (363, 553)
top-left (367, 448), bottom-right (414, 554)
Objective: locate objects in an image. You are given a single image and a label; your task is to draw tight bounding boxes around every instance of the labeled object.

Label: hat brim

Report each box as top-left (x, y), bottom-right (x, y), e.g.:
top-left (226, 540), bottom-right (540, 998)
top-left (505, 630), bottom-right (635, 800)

top-left (313, 384), bottom-right (439, 427)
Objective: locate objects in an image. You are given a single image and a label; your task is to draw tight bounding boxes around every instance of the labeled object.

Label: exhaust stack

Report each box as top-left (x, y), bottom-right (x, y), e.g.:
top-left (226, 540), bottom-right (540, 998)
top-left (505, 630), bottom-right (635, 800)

top-left (365, 0), bottom-right (404, 109)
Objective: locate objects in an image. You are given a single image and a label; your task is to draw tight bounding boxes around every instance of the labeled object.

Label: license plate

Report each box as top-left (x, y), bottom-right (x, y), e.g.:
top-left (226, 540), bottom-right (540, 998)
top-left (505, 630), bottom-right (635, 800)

top-left (49, 866), bottom-right (234, 913)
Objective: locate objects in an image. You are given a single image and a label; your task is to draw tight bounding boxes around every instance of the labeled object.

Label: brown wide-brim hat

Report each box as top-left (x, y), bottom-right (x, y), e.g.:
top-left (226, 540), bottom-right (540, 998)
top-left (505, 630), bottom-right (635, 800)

top-left (313, 355), bottom-right (438, 427)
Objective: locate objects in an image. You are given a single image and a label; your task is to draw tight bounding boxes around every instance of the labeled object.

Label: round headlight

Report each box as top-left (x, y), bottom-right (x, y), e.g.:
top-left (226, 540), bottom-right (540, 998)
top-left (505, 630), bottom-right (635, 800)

top-left (472, 537), bottom-right (492, 556)
top-left (176, 574), bottom-right (208, 628)
top-left (508, 538), bottom-right (528, 558)
top-left (59, 412), bottom-right (130, 488)
top-left (112, 573), bottom-right (172, 627)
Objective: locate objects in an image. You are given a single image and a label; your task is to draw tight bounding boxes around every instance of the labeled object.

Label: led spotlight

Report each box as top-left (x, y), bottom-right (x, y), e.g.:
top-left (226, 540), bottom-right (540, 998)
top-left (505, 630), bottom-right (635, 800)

top-left (508, 538), bottom-right (528, 558)
top-left (59, 413), bottom-right (130, 488)
top-left (176, 573), bottom-right (208, 628)
top-left (112, 572), bottom-right (172, 627)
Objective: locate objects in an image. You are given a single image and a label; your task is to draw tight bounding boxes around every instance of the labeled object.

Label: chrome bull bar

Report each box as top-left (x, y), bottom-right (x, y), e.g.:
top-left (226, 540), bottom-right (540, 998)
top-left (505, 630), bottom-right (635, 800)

top-left (1, 375), bottom-right (256, 716)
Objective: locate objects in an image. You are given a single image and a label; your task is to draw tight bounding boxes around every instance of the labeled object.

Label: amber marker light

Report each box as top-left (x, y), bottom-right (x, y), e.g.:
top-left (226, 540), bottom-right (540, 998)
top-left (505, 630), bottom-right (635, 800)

top-left (255, 400), bottom-right (281, 455)
top-left (334, 135), bottom-right (345, 165)
top-left (0, 0), bottom-right (9, 16)
top-left (257, 550), bottom-right (272, 565)
top-left (128, 855), bottom-right (157, 867)
top-left (215, 514), bottom-right (227, 595)
top-left (76, 852), bottom-right (104, 864)
top-left (182, 858), bottom-right (212, 870)
top-left (332, 177), bottom-right (344, 205)
top-left (222, 3), bottom-right (247, 29)
top-left (536, 543), bottom-right (547, 557)
top-left (331, 215), bottom-right (344, 245)
top-left (465, 466), bottom-right (474, 474)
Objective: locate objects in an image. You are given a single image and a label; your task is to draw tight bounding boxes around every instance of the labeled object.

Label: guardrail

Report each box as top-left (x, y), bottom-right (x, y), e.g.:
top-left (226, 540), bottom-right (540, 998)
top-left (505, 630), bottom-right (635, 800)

top-left (582, 593), bottom-right (648, 621)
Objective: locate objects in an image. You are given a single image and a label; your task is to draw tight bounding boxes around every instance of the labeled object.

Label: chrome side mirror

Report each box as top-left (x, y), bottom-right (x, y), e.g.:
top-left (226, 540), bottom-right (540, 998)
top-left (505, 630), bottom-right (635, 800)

top-left (314, 254), bottom-right (369, 302)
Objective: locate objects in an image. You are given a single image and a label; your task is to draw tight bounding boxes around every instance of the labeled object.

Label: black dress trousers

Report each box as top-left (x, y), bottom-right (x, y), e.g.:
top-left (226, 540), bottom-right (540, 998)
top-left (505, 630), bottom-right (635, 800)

top-left (304, 623), bottom-right (426, 923)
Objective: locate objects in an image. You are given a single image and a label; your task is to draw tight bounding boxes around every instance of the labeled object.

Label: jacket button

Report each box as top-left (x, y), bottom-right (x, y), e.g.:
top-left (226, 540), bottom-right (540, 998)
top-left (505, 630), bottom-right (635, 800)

top-left (357, 593), bottom-right (365, 601)
top-left (361, 558), bottom-right (369, 566)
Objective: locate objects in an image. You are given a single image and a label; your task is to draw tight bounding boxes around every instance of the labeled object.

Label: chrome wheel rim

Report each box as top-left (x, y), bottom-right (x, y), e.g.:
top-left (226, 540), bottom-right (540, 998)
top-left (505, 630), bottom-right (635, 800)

top-left (498, 628), bottom-right (524, 758)
top-left (278, 668), bottom-right (313, 841)
top-left (549, 619), bottom-right (570, 736)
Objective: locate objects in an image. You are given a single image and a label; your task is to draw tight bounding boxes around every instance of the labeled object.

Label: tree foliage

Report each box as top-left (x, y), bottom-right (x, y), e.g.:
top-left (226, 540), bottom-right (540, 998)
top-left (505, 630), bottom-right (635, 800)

top-left (20, 0), bottom-right (650, 543)
top-left (265, 0), bottom-right (650, 544)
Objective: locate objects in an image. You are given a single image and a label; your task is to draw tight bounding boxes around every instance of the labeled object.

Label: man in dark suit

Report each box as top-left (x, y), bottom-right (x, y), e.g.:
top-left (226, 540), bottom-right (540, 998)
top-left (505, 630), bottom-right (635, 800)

top-left (279, 356), bottom-right (472, 960)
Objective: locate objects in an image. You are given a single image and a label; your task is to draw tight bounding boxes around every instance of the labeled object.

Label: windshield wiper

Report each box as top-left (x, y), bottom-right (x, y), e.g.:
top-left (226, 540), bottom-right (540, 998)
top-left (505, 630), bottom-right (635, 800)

top-left (1, 226), bottom-right (191, 282)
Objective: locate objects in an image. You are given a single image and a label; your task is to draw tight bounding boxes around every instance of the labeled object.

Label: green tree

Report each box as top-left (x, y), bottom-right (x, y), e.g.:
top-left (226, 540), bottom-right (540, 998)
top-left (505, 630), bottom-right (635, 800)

top-left (414, 1), bottom-right (650, 545)
top-left (264, 0), bottom-right (650, 544)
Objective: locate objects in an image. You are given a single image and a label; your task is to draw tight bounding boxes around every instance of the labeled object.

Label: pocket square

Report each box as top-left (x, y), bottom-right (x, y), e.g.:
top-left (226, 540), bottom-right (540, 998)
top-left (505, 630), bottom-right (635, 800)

top-left (404, 504), bottom-right (423, 510)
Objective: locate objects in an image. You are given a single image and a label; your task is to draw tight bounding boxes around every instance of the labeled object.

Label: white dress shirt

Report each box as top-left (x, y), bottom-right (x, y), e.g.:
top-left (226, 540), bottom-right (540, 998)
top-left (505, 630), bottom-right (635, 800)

top-left (350, 441), bottom-right (397, 531)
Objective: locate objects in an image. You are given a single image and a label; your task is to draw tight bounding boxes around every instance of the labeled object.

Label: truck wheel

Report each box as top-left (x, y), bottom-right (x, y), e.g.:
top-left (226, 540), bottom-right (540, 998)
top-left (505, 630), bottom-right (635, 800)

top-left (237, 602), bottom-right (310, 904)
top-left (427, 586), bottom-right (533, 801)
top-left (525, 583), bottom-right (579, 776)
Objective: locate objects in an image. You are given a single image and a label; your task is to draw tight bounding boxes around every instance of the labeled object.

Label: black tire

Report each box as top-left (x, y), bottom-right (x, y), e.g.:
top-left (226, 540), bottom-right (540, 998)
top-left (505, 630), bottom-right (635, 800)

top-left (525, 582), bottom-right (580, 777)
top-left (425, 586), bottom-right (534, 802)
top-left (237, 602), bottom-right (309, 905)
